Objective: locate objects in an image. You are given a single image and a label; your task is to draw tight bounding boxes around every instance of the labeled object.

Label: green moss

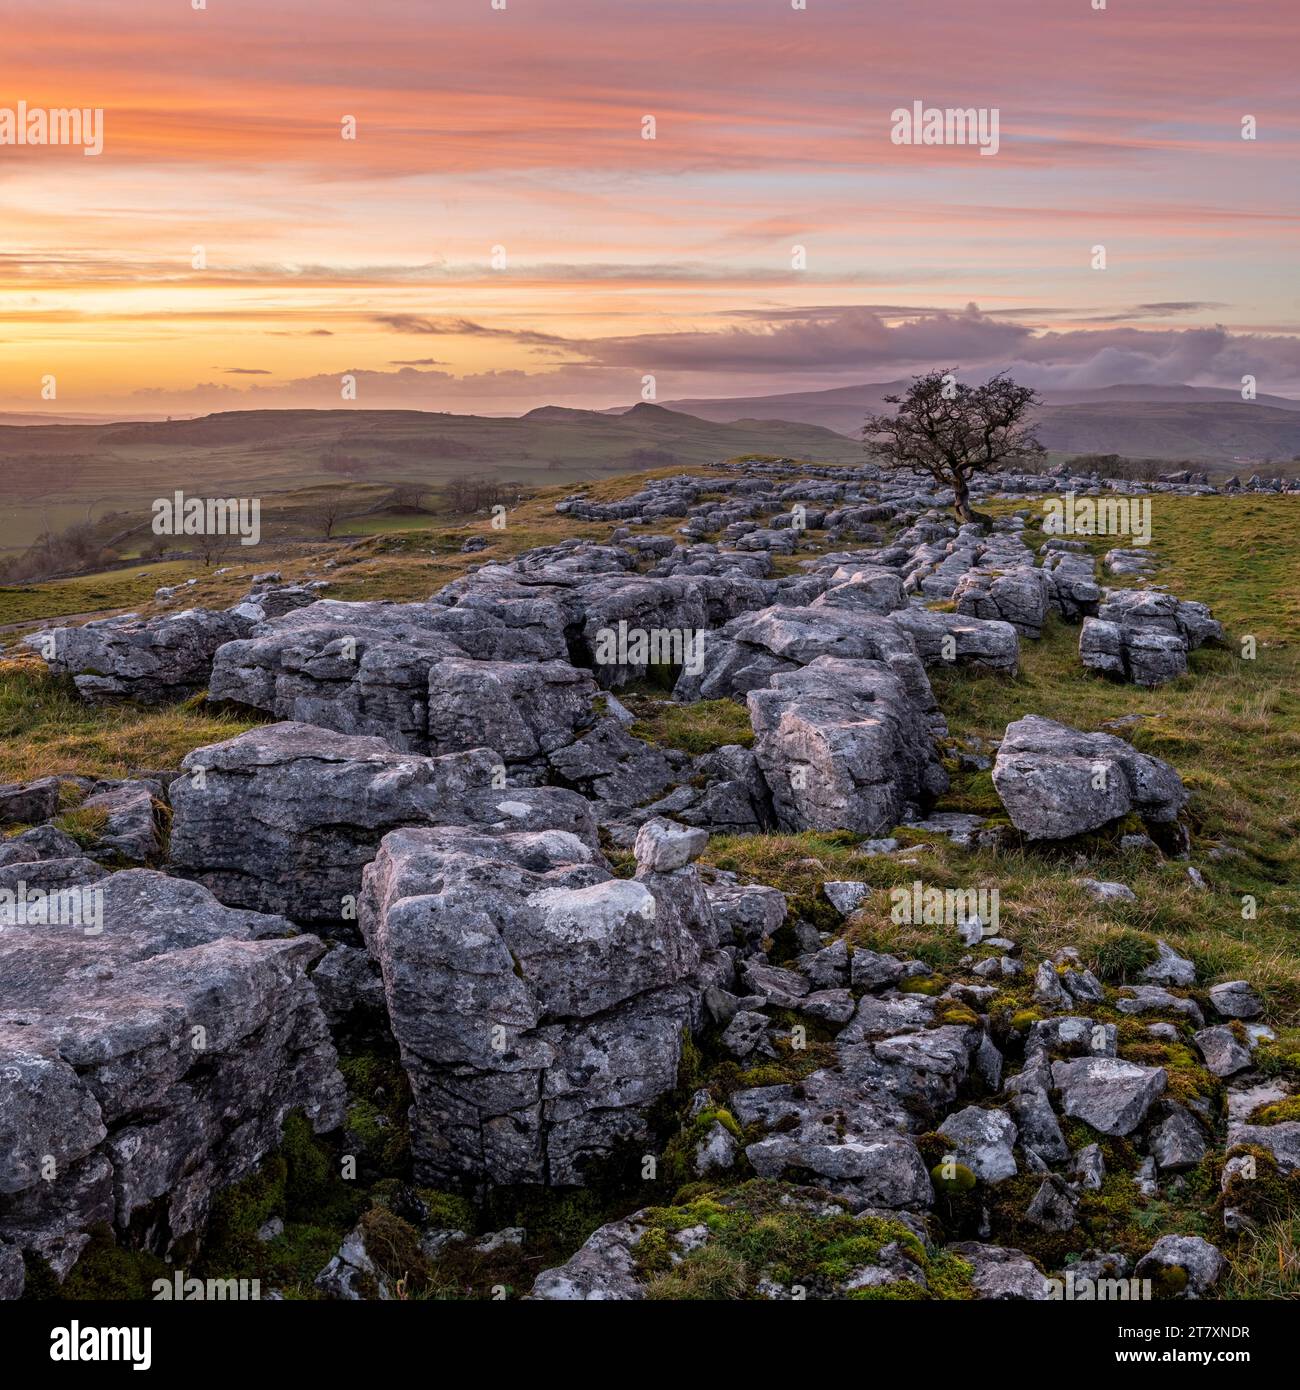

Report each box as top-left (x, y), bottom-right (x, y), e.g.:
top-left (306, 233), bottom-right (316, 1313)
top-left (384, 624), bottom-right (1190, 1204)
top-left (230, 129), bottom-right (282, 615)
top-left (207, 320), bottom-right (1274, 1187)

top-left (933, 1000), bottom-right (981, 1028)
top-left (632, 1227), bottom-right (673, 1278)
top-left (899, 974), bottom-right (945, 996)
top-left (1120, 1038), bottom-right (1222, 1110)
top-left (31, 1225), bottom-right (170, 1301)
top-left (930, 1162), bottom-right (978, 1194)
top-left (1218, 1144), bottom-right (1300, 1226)
top-left (1151, 1264), bottom-right (1189, 1298)
top-left (631, 1182), bottom-right (975, 1300)
top-left (1252, 1095), bottom-right (1300, 1124)
top-left (416, 1189), bottom-right (476, 1232)
top-left (339, 1050), bottom-right (411, 1179)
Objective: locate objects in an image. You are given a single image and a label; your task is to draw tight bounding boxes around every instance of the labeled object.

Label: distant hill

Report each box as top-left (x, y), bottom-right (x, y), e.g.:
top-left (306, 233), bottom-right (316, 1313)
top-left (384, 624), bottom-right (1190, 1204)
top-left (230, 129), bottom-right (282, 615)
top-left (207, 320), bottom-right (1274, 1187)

top-left (643, 382), bottom-right (1300, 461)
top-left (0, 404), bottom-right (860, 553)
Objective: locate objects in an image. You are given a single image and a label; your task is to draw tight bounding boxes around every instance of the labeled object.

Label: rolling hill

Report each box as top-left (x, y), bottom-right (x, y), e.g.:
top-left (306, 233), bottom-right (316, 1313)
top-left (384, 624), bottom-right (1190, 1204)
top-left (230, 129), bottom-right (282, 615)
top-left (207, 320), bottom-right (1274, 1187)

top-left (648, 382), bottom-right (1300, 461)
top-left (0, 403), bottom-right (860, 553)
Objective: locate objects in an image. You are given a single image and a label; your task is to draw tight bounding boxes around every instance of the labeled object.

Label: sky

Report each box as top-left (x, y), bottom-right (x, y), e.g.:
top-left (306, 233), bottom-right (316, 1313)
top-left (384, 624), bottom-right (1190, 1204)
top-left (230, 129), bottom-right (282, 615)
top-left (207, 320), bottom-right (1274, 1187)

top-left (2, 0), bottom-right (1298, 415)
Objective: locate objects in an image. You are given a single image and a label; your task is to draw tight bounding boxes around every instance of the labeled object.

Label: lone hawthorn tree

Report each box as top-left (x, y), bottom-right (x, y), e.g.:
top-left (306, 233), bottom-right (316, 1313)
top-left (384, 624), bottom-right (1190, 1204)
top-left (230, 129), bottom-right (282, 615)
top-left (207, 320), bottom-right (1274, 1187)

top-left (863, 369), bottom-right (1044, 525)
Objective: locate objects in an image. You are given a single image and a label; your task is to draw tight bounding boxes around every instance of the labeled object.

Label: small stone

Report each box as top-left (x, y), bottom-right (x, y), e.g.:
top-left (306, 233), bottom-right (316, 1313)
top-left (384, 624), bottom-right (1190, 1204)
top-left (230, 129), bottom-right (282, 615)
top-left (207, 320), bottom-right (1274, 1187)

top-left (694, 1121), bottom-right (739, 1176)
top-left (1194, 1025), bottom-right (1252, 1078)
top-left (1025, 1176), bottom-right (1076, 1232)
top-left (1150, 1105), bottom-right (1208, 1171)
top-left (474, 1227), bottom-right (525, 1254)
top-left (936, 1106), bottom-right (1018, 1183)
top-left (1135, 1235), bottom-right (1225, 1297)
top-left (1140, 940), bottom-right (1196, 988)
top-left (1070, 1143), bottom-right (1105, 1190)
top-left (822, 880), bottom-right (871, 916)
top-left (1209, 980), bottom-right (1263, 1020)
top-left (721, 1010), bottom-right (768, 1058)
top-left (1077, 878), bottom-right (1137, 904)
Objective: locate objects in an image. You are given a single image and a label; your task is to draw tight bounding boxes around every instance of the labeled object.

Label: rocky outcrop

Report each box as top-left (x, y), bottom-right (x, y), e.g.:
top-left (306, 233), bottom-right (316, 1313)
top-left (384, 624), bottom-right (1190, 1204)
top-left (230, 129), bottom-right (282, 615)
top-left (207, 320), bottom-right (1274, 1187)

top-left (206, 601), bottom-right (470, 752)
top-left (889, 608), bottom-right (1019, 673)
top-left (1080, 589), bottom-right (1224, 687)
top-left (168, 721), bottom-right (595, 922)
top-left (28, 607), bottom-right (255, 704)
top-left (0, 866), bottom-right (344, 1280)
top-left (675, 604), bottom-right (941, 727)
top-left (358, 817), bottom-right (727, 1188)
top-left (952, 566), bottom-right (1053, 639)
top-left (992, 715), bottom-right (1188, 839)
top-left (748, 657), bottom-right (948, 834)
top-left (425, 658), bottom-right (598, 764)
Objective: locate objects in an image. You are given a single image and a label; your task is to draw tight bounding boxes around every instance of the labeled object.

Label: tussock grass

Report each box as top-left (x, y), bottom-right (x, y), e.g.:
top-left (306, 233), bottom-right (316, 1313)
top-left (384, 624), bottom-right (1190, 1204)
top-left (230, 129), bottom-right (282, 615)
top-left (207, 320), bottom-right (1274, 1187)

top-left (0, 658), bottom-right (262, 783)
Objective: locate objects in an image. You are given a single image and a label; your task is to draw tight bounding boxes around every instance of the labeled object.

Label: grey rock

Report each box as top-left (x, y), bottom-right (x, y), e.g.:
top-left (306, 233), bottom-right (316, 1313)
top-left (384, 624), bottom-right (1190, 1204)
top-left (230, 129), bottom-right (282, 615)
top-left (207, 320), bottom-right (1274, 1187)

top-left (79, 781), bottom-right (160, 863)
top-left (947, 1242), bottom-right (1050, 1300)
top-left (705, 882), bottom-right (786, 950)
top-left (1209, 980), bottom-right (1263, 1020)
top-left (1071, 1143), bottom-right (1106, 1190)
top-left (749, 657), bottom-right (948, 835)
top-left (0, 825), bottom-right (84, 867)
top-left (0, 1240), bottom-right (24, 1300)
top-left (169, 721), bottom-right (583, 923)
top-left (530, 1213), bottom-right (648, 1301)
top-left (1140, 940), bottom-right (1196, 987)
top-left (1051, 1057), bottom-right (1167, 1135)
top-left (1226, 1123), bottom-right (1300, 1174)
top-left (993, 714), bottom-right (1187, 839)
top-left (0, 777), bottom-right (63, 827)
top-left (1076, 877), bottom-right (1136, 904)
top-left (0, 868), bottom-right (343, 1278)
top-left (721, 1010), bottom-right (768, 1058)
top-left (358, 823), bottom-right (722, 1186)
top-left (1117, 985), bottom-right (1204, 1027)
top-left (850, 949), bottom-right (906, 991)
top-left (1134, 1235), bottom-right (1224, 1297)
top-left (1194, 1025), bottom-right (1252, 1078)
top-left (1150, 1105), bottom-right (1208, 1171)
top-left (693, 1121), bottom-right (739, 1175)
top-left (633, 817), bottom-right (708, 873)
top-left (1026, 1175), bottom-right (1077, 1232)
top-left (29, 606), bottom-right (255, 704)
top-left (936, 1106), bottom-right (1018, 1182)
top-left (822, 879), bottom-right (870, 916)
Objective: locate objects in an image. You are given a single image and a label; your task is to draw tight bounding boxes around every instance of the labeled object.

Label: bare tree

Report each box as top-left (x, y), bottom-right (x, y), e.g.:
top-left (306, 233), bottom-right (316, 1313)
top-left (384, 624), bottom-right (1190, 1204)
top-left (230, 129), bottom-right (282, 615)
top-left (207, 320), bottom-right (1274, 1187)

top-left (310, 493), bottom-right (349, 539)
top-left (193, 530), bottom-right (235, 568)
top-left (864, 369), bottom-right (1044, 524)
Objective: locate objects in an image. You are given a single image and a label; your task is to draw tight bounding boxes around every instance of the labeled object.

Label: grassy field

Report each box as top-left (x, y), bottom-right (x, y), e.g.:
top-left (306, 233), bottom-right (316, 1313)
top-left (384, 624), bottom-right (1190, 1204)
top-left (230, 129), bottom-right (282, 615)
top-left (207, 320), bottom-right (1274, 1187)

top-left (5, 468), bottom-right (1299, 1299)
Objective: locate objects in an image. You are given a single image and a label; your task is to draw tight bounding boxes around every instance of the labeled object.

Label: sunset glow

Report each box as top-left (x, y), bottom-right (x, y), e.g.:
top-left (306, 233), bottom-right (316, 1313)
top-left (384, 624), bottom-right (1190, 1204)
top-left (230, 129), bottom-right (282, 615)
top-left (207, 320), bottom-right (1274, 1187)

top-left (3, 0), bottom-right (1298, 413)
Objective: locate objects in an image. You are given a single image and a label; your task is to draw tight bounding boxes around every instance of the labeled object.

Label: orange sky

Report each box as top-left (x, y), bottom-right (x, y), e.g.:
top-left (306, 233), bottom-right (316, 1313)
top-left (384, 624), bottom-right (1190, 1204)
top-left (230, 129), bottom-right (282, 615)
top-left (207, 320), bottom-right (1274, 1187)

top-left (2, 0), bottom-right (1298, 413)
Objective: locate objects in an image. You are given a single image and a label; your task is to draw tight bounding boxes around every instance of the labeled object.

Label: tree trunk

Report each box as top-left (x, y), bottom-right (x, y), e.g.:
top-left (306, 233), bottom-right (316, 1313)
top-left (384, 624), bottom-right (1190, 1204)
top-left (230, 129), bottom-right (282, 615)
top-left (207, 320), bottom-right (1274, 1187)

top-left (952, 472), bottom-right (975, 523)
